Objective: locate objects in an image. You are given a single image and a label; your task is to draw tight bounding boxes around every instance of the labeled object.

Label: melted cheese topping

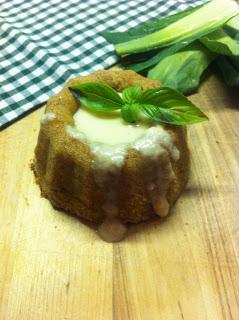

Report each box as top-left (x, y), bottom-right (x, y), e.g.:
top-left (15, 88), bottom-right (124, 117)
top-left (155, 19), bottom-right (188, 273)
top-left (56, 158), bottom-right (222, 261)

top-left (41, 112), bottom-right (56, 124)
top-left (66, 106), bottom-right (180, 242)
top-left (73, 107), bottom-right (148, 145)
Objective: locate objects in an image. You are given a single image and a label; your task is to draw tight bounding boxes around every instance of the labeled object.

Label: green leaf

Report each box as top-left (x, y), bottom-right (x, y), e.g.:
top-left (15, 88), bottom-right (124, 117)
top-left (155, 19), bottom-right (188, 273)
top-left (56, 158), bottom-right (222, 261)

top-left (69, 82), bottom-right (124, 112)
top-left (70, 82), bottom-right (123, 105)
top-left (121, 103), bottom-right (140, 123)
top-left (69, 82), bottom-right (208, 126)
top-left (200, 28), bottom-right (239, 56)
top-left (138, 87), bottom-right (173, 105)
top-left (141, 104), bottom-right (207, 125)
top-left (122, 85), bottom-right (142, 104)
top-left (139, 86), bottom-right (208, 125)
top-left (215, 56), bottom-right (239, 86)
top-left (115, 0), bottom-right (239, 56)
top-left (101, 5), bottom-right (202, 44)
top-left (148, 42), bottom-right (216, 95)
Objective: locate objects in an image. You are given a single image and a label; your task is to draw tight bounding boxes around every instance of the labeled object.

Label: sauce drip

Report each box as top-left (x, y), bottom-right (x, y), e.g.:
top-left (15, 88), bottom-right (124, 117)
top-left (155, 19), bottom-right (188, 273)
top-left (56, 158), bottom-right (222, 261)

top-left (67, 106), bottom-right (180, 241)
top-left (41, 112), bottom-right (56, 124)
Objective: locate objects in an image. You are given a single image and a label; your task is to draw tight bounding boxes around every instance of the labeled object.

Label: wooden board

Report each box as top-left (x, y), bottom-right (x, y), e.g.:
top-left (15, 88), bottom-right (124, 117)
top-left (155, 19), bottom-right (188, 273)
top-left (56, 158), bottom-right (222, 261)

top-left (0, 74), bottom-right (239, 320)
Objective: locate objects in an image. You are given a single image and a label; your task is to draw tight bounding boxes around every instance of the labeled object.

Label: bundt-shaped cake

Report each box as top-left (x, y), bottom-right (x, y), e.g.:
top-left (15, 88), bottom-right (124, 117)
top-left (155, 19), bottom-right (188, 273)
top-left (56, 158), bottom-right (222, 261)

top-left (33, 69), bottom-right (189, 241)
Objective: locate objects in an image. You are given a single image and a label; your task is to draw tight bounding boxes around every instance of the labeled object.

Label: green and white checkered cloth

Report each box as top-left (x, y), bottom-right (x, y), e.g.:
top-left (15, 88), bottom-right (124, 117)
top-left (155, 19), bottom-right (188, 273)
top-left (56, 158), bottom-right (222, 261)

top-left (0, 0), bottom-right (205, 129)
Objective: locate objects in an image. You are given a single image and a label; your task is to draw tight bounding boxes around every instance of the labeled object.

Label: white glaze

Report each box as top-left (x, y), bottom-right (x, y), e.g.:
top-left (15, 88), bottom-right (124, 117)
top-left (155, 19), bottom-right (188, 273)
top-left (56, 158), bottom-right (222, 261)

top-left (66, 106), bottom-right (180, 241)
top-left (67, 108), bottom-right (179, 170)
top-left (41, 112), bottom-right (56, 124)
top-left (98, 218), bottom-right (127, 242)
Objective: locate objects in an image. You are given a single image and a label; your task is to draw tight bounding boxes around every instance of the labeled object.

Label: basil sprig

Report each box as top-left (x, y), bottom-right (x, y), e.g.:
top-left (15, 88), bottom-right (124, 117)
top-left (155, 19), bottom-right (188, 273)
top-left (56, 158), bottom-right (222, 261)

top-left (69, 82), bottom-right (208, 125)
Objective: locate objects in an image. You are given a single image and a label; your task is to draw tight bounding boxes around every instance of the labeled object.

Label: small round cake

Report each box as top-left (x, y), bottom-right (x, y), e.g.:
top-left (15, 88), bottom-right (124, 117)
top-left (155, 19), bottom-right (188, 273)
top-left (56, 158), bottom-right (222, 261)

top-left (33, 69), bottom-right (189, 241)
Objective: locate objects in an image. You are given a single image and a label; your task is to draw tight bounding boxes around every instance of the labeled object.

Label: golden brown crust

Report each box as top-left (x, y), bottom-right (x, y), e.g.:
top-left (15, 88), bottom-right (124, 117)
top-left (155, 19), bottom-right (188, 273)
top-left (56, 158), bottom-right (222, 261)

top-left (34, 69), bottom-right (190, 224)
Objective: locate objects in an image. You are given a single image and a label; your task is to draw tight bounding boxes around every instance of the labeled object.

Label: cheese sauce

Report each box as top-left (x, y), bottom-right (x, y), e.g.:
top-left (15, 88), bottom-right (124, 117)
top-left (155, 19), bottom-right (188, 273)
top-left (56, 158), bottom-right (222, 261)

top-left (66, 106), bottom-right (180, 242)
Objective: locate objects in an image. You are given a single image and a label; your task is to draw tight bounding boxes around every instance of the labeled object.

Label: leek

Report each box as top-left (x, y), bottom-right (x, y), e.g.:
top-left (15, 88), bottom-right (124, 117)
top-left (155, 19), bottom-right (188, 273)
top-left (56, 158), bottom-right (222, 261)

top-left (215, 56), bottom-right (239, 86)
top-left (102, 5), bottom-right (202, 44)
top-left (224, 14), bottom-right (239, 41)
top-left (148, 42), bottom-right (215, 94)
top-left (123, 25), bottom-right (221, 73)
top-left (124, 42), bottom-right (189, 73)
top-left (230, 55), bottom-right (239, 70)
top-left (200, 28), bottom-right (239, 56)
top-left (115, 0), bottom-right (239, 56)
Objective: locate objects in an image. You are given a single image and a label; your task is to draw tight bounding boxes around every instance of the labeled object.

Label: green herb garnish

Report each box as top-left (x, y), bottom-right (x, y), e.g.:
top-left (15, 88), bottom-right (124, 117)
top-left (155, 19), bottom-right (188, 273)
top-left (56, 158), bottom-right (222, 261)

top-left (69, 82), bottom-right (208, 125)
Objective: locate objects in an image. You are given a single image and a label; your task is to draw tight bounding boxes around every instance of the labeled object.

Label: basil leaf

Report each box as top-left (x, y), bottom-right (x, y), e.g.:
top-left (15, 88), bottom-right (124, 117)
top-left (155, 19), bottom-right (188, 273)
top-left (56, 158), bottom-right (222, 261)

top-left (121, 103), bottom-right (139, 123)
top-left (69, 82), bottom-right (124, 112)
top-left (138, 87), bottom-right (174, 105)
top-left (70, 82), bottom-right (123, 105)
top-left (139, 87), bottom-right (208, 125)
top-left (69, 82), bottom-right (207, 126)
top-left (141, 103), bottom-right (207, 125)
top-left (122, 85), bottom-right (142, 104)
top-left (101, 5), bottom-right (202, 44)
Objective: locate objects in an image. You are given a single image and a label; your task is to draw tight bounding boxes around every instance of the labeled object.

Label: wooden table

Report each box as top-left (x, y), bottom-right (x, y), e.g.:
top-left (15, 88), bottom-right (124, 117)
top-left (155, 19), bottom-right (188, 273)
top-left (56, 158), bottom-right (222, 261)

top-left (0, 74), bottom-right (239, 319)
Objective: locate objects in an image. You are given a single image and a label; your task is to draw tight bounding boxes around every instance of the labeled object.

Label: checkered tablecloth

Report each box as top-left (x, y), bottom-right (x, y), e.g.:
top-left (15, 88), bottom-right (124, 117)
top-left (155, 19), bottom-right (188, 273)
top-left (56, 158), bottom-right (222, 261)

top-left (0, 0), bottom-right (206, 129)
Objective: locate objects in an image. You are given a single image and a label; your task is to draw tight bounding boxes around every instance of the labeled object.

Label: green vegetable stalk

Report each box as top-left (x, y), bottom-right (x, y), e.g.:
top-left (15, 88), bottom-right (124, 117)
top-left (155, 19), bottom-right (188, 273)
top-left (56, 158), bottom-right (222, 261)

top-left (147, 42), bottom-right (215, 95)
top-left (224, 14), bottom-right (239, 41)
top-left (200, 28), bottom-right (239, 56)
top-left (101, 5), bottom-right (202, 45)
top-left (215, 56), bottom-right (239, 86)
top-left (115, 0), bottom-right (239, 56)
top-left (102, 0), bottom-right (239, 92)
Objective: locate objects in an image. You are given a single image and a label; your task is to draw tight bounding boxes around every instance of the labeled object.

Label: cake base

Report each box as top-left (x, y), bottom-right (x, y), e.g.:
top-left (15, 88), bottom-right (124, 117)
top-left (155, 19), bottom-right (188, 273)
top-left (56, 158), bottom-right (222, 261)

top-left (33, 69), bottom-right (190, 237)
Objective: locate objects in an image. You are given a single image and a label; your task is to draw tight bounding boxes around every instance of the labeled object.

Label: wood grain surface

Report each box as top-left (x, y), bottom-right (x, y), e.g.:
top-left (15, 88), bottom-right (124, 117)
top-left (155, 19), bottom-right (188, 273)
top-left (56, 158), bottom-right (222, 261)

top-left (0, 74), bottom-right (239, 320)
